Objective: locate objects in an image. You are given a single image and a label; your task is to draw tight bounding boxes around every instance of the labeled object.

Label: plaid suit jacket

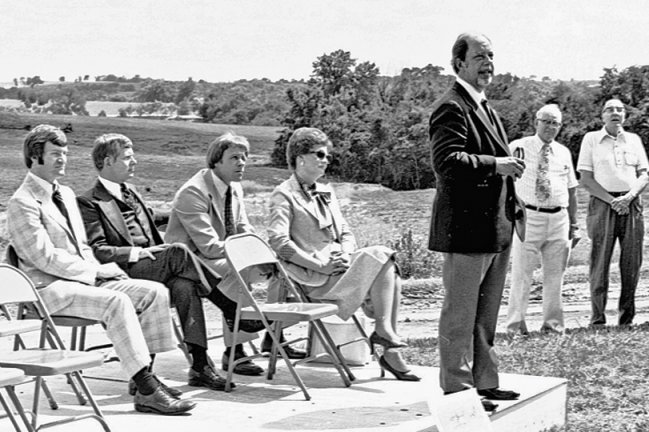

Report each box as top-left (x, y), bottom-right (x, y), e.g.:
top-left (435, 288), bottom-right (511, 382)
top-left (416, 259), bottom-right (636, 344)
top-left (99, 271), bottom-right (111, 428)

top-left (7, 173), bottom-right (100, 288)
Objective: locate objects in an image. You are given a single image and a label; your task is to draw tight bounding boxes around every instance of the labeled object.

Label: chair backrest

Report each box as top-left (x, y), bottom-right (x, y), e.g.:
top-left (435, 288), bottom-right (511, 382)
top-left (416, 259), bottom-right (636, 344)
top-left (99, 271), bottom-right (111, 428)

top-left (0, 264), bottom-right (39, 305)
top-left (224, 233), bottom-right (279, 272)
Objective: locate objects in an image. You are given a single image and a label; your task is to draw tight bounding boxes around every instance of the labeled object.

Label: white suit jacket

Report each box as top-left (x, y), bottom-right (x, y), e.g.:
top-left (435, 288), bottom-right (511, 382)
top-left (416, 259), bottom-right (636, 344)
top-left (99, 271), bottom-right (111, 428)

top-left (164, 169), bottom-right (253, 300)
top-left (7, 173), bottom-right (100, 288)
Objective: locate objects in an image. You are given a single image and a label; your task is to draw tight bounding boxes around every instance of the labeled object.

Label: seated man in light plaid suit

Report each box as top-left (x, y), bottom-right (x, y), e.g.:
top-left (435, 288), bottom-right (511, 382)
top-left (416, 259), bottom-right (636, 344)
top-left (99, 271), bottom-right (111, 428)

top-left (6, 124), bottom-right (195, 416)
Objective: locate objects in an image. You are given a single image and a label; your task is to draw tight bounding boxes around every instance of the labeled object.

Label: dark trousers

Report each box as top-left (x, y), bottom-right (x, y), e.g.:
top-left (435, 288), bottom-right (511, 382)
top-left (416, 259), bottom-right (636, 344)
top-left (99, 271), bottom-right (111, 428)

top-left (438, 247), bottom-right (511, 393)
top-left (126, 243), bottom-right (238, 349)
top-left (587, 197), bottom-right (644, 325)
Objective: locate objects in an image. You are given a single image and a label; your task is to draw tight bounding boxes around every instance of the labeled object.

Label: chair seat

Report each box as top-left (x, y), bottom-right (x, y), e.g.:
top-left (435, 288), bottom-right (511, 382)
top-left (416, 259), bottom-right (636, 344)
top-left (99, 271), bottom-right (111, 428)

top-left (0, 367), bottom-right (26, 387)
top-left (51, 316), bottom-right (102, 327)
top-left (0, 319), bottom-right (42, 337)
top-left (0, 349), bottom-right (105, 376)
top-left (240, 302), bottom-right (339, 322)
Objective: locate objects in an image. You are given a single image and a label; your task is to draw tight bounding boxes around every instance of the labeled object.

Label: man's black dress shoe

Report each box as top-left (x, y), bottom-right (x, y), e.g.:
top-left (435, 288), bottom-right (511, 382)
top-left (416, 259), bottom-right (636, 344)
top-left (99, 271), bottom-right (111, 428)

top-left (134, 386), bottom-right (196, 415)
top-left (128, 376), bottom-right (183, 399)
top-left (261, 333), bottom-right (307, 359)
top-left (477, 388), bottom-right (520, 400)
top-left (188, 364), bottom-right (233, 391)
top-left (221, 352), bottom-right (264, 376)
top-left (481, 400), bottom-right (498, 412)
top-left (225, 318), bottom-right (268, 333)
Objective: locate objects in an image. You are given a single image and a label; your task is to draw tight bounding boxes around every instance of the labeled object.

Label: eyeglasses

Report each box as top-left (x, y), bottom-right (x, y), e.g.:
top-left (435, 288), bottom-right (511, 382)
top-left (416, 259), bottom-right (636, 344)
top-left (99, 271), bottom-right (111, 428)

top-left (308, 150), bottom-right (333, 163)
top-left (538, 119), bottom-right (562, 127)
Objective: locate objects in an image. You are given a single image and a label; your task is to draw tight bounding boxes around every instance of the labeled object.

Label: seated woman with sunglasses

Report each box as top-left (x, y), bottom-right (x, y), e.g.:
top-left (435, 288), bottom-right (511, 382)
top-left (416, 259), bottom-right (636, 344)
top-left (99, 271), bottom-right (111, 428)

top-left (267, 127), bottom-right (419, 381)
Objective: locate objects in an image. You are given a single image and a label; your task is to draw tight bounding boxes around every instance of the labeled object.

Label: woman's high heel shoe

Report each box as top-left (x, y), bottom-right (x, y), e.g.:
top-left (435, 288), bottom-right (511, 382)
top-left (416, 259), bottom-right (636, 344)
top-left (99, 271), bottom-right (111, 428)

top-left (369, 331), bottom-right (407, 354)
top-left (378, 355), bottom-right (421, 382)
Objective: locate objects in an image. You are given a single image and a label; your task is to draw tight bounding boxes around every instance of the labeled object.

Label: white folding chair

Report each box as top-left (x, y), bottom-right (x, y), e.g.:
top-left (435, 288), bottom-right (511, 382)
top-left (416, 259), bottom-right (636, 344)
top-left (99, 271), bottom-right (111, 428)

top-left (0, 367), bottom-right (30, 432)
top-left (223, 233), bottom-right (354, 400)
top-left (0, 264), bottom-right (110, 431)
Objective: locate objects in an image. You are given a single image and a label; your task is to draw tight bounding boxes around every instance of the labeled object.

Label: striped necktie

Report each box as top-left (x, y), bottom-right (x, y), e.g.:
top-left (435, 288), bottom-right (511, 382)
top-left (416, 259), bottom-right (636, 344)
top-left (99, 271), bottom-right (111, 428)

top-left (224, 186), bottom-right (235, 238)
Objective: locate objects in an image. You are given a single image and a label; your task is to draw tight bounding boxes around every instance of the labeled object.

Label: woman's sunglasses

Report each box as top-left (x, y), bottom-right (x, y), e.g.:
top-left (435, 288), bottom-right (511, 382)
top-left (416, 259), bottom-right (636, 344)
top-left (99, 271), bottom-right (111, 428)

top-left (308, 150), bottom-right (333, 163)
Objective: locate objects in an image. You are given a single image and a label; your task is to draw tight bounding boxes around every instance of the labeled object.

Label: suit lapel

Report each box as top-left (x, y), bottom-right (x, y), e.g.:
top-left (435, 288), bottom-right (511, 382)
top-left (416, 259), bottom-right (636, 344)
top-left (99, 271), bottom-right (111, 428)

top-left (24, 176), bottom-right (82, 254)
top-left (25, 176), bottom-right (74, 239)
top-left (202, 170), bottom-right (226, 227)
top-left (288, 176), bottom-right (320, 222)
top-left (454, 83), bottom-right (510, 155)
top-left (92, 181), bottom-right (132, 245)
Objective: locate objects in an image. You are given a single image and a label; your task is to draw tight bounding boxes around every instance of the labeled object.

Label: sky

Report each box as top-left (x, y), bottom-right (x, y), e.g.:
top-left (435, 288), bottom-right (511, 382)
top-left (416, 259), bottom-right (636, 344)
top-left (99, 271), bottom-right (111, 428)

top-left (2, 0), bottom-right (649, 84)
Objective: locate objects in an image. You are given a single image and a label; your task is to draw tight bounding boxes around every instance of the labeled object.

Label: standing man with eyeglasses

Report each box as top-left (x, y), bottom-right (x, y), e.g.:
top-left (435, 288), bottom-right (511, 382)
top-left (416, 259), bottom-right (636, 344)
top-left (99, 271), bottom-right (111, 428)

top-left (505, 104), bottom-right (578, 335)
top-left (577, 98), bottom-right (649, 326)
top-left (428, 32), bottom-right (526, 412)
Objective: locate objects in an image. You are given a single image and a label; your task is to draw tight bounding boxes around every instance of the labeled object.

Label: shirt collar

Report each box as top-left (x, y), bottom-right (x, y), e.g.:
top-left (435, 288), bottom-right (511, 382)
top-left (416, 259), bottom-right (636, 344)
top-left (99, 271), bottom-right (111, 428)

top-left (210, 170), bottom-right (230, 197)
top-left (596, 126), bottom-right (626, 143)
top-left (98, 176), bottom-right (123, 198)
top-left (455, 76), bottom-right (486, 106)
top-left (28, 172), bottom-right (57, 193)
top-left (534, 135), bottom-right (556, 153)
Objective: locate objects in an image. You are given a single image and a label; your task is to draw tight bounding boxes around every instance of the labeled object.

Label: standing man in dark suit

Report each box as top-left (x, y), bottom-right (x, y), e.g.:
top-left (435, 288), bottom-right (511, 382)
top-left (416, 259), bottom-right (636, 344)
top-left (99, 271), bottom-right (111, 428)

top-left (77, 133), bottom-right (265, 388)
top-left (428, 33), bottom-right (525, 411)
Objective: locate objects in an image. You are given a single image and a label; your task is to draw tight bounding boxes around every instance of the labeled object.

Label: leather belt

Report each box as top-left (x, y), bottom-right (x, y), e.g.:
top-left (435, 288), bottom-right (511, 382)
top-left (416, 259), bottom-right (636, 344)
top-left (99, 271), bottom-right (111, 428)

top-left (525, 204), bottom-right (563, 214)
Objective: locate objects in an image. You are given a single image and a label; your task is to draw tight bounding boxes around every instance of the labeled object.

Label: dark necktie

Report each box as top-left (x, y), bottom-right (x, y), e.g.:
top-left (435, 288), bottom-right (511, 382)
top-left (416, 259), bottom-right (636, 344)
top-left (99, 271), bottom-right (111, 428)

top-left (224, 186), bottom-right (235, 238)
top-left (52, 185), bottom-right (77, 239)
top-left (120, 184), bottom-right (139, 209)
top-left (481, 99), bottom-right (498, 128)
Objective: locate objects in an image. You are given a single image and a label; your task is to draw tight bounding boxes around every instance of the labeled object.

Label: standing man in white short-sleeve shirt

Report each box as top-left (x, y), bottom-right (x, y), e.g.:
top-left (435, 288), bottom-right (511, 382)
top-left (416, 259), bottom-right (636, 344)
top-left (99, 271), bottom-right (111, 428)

top-left (506, 104), bottom-right (578, 335)
top-left (577, 98), bottom-right (649, 326)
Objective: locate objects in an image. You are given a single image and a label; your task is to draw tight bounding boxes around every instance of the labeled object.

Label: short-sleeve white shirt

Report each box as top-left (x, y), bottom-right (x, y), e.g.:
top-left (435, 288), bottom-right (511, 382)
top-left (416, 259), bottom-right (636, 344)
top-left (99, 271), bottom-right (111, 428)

top-left (510, 135), bottom-right (578, 207)
top-left (577, 128), bottom-right (649, 192)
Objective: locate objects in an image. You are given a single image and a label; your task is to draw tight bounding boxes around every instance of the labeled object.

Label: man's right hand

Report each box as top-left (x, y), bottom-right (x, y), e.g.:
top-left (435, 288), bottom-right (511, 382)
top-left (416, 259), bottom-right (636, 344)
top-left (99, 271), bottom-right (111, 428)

top-left (495, 156), bottom-right (525, 179)
top-left (97, 262), bottom-right (127, 280)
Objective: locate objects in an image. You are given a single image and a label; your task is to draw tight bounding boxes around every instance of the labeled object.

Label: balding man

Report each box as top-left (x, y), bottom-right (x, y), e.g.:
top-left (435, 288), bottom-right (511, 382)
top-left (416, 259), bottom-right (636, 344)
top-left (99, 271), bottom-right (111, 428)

top-left (577, 99), bottom-right (649, 326)
top-left (506, 104), bottom-right (578, 335)
top-left (428, 33), bottom-right (525, 411)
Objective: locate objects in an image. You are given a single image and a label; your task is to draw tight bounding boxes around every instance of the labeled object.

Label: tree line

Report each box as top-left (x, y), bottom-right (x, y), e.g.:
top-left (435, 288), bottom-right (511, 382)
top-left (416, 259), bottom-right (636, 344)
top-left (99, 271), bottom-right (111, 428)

top-left (3, 56), bottom-right (649, 190)
top-left (272, 51), bottom-right (649, 190)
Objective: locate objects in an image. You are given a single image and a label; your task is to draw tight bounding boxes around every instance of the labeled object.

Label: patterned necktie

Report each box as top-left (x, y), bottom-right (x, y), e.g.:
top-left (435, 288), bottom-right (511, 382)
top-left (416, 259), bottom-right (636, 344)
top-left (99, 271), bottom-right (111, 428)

top-left (120, 184), bottom-right (139, 209)
top-left (52, 185), bottom-right (76, 239)
top-left (535, 143), bottom-right (552, 202)
top-left (224, 186), bottom-right (235, 238)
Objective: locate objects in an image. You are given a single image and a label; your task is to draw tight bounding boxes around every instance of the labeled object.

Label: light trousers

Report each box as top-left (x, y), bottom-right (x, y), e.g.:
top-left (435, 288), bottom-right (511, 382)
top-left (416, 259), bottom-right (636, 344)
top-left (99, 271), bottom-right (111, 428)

top-left (506, 209), bottom-right (570, 334)
top-left (38, 278), bottom-right (175, 378)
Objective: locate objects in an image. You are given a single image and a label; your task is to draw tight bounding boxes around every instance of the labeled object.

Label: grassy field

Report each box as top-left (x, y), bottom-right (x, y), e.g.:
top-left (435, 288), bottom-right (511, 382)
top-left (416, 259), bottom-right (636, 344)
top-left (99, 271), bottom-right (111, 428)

top-left (403, 324), bottom-right (649, 432)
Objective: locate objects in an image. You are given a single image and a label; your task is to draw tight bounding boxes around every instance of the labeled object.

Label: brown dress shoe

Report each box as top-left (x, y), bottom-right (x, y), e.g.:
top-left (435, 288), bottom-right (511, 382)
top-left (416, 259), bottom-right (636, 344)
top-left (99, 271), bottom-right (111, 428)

top-left (134, 387), bottom-right (196, 415)
top-left (188, 364), bottom-right (232, 391)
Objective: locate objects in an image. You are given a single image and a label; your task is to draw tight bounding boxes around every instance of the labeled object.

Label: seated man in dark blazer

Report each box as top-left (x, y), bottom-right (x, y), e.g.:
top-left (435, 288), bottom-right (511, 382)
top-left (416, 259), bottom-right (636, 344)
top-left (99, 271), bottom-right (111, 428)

top-left (77, 133), bottom-right (265, 384)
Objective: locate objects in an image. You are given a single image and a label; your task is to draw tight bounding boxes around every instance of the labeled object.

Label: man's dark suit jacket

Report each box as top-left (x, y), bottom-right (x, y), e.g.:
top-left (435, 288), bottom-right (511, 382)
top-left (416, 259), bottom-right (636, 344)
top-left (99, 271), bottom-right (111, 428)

top-left (77, 181), bottom-right (165, 265)
top-left (428, 82), bottom-right (523, 253)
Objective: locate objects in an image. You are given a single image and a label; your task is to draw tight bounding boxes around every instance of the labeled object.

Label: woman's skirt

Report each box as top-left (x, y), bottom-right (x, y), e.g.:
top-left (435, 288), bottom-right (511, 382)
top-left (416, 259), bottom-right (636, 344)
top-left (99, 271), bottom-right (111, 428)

top-left (301, 245), bottom-right (396, 320)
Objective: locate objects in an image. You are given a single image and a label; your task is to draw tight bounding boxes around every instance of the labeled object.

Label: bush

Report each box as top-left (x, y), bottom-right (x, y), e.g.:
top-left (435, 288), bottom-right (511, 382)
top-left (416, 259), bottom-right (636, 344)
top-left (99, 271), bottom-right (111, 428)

top-left (389, 229), bottom-right (442, 279)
